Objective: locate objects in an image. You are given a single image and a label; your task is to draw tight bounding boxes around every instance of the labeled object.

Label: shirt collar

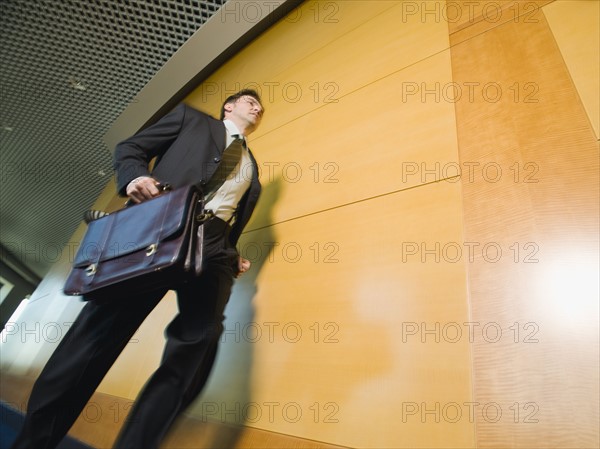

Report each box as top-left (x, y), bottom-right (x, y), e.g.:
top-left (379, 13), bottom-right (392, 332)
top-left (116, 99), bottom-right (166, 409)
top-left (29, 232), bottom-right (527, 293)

top-left (223, 119), bottom-right (243, 139)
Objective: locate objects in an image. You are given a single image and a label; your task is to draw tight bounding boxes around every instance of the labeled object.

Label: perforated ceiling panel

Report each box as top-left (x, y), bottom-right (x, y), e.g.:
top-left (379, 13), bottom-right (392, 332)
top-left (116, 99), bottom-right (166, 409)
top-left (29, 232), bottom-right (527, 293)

top-left (0, 0), bottom-right (226, 279)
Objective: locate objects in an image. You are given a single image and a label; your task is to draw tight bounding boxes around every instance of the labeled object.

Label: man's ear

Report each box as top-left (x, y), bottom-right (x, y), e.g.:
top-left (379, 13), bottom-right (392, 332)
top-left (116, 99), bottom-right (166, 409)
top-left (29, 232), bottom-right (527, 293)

top-left (224, 102), bottom-right (233, 114)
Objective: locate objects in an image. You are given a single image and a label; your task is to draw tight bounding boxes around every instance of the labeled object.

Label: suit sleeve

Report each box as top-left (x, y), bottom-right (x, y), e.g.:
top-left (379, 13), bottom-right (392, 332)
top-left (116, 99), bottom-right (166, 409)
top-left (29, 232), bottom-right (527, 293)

top-left (113, 103), bottom-right (186, 196)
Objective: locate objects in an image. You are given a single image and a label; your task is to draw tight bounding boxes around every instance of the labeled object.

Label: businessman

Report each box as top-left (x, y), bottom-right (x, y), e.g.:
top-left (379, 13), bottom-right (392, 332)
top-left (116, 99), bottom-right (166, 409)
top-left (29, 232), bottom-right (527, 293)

top-left (11, 89), bottom-right (264, 448)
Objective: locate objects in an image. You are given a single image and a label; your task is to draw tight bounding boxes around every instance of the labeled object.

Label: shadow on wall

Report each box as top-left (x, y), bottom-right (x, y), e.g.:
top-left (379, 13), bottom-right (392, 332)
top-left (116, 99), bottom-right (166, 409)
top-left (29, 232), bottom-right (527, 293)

top-left (166, 167), bottom-right (396, 447)
top-left (176, 177), bottom-right (283, 447)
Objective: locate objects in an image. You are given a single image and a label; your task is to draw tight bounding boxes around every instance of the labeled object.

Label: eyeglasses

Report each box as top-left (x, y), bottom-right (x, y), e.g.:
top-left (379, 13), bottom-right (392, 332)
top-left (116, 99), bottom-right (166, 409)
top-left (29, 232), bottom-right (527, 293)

top-left (238, 96), bottom-right (264, 116)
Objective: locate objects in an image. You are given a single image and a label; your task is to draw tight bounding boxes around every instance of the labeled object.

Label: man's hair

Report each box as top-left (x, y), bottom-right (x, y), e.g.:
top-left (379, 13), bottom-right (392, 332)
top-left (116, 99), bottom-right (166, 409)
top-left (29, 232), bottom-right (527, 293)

top-left (220, 89), bottom-right (263, 120)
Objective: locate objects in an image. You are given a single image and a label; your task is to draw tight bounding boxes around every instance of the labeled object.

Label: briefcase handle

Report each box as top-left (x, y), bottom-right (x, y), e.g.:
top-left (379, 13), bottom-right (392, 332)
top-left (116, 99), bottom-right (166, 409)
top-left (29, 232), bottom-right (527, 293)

top-left (83, 182), bottom-right (172, 223)
top-left (123, 182), bottom-right (172, 208)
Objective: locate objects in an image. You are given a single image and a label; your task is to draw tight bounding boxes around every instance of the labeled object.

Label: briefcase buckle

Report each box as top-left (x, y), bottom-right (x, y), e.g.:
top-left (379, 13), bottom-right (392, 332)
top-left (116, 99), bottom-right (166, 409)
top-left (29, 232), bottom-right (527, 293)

top-left (146, 244), bottom-right (158, 256)
top-left (85, 264), bottom-right (97, 276)
top-left (196, 209), bottom-right (214, 224)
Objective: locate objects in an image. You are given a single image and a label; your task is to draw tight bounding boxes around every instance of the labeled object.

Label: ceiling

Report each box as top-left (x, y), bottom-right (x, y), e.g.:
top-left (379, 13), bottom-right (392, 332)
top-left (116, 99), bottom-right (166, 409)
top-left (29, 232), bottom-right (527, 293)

top-left (0, 0), bottom-right (227, 282)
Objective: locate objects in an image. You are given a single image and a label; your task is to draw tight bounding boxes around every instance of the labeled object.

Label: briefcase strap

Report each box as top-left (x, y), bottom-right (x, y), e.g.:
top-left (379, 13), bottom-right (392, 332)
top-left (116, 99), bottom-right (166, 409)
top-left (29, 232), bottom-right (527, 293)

top-left (85, 213), bottom-right (115, 285)
top-left (145, 190), bottom-right (175, 266)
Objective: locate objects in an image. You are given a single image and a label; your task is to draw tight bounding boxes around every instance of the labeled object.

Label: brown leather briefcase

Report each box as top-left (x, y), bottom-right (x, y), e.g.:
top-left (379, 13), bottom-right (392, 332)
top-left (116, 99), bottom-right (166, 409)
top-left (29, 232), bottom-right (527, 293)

top-left (64, 185), bottom-right (208, 300)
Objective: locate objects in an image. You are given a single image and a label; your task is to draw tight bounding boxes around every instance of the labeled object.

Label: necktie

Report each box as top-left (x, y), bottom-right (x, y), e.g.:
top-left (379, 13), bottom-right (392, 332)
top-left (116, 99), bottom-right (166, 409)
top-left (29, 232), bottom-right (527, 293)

top-left (204, 136), bottom-right (245, 202)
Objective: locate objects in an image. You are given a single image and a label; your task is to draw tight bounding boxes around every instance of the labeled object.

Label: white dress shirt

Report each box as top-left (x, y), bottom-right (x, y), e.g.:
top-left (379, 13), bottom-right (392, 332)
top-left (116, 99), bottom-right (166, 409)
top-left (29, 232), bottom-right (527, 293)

top-left (204, 119), bottom-right (254, 223)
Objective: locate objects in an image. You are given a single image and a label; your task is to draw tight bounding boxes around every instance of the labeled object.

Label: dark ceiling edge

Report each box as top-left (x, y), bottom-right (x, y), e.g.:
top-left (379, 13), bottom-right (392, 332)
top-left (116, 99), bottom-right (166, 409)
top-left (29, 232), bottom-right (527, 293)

top-left (103, 0), bottom-right (303, 151)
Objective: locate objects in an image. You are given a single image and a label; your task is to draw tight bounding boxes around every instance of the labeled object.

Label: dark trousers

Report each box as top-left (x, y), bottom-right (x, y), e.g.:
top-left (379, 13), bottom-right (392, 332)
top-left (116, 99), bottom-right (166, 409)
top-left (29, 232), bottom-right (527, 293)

top-left (11, 217), bottom-right (239, 449)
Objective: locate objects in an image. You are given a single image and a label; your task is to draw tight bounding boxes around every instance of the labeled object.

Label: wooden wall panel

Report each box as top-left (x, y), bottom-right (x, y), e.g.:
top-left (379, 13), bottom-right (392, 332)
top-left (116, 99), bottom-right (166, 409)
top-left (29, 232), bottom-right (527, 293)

top-left (543, 0), bottom-right (600, 139)
top-left (177, 1), bottom-right (473, 447)
top-left (187, 181), bottom-right (474, 449)
top-left (186, 1), bottom-right (450, 139)
top-left (450, 5), bottom-right (600, 449)
top-left (185, 0), bottom-right (395, 137)
top-left (449, 1), bottom-right (553, 46)
top-left (447, 0), bottom-right (552, 35)
top-left (245, 49), bottom-right (459, 229)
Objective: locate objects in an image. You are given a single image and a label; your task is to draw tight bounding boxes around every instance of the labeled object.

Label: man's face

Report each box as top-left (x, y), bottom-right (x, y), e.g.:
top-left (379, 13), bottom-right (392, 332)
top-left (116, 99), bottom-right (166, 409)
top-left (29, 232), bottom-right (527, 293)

top-left (225, 95), bottom-right (264, 130)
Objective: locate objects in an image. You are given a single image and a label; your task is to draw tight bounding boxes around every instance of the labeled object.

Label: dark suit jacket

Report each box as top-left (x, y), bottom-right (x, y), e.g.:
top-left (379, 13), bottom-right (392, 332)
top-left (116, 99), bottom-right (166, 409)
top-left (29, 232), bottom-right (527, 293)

top-left (113, 103), bottom-right (261, 245)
